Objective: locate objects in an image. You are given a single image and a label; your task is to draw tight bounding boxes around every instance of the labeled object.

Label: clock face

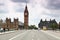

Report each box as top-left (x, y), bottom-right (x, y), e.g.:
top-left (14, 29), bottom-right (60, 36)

top-left (25, 13), bottom-right (27, 15)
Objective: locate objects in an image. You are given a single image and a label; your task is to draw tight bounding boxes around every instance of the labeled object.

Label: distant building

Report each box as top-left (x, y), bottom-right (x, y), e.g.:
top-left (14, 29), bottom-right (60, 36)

top-left (58, 22), bottom-right (60, 30)
top-left (18, 21), bottom-right (24, 29)
top-left (0, 5), bottom-right (29, 30)
top-left (2, 18), bottom-right (19, 30)
top-left (0, 19), bottom-right (3, 28)
top-left (0, 18), bottom-right (24, 30)
top-left (38, 19), bottom-right (58, 29)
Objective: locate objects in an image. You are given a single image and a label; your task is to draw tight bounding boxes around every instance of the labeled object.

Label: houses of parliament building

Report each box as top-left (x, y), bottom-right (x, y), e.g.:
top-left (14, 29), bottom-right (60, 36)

top-left (0, 18), bottom-right (19, 30)
top-left (0, 5), bottom-right (29, 30)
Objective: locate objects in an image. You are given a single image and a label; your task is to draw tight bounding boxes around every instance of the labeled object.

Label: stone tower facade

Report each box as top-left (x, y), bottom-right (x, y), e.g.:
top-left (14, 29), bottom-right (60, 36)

top-left (24, 5), bottom-right (29, 29)
top-left (2, 18), bottom-right (19, 30)
top-left (6, 18), bottom-right (11, 29)
top-left (13, 18), bottom-right (19, 30)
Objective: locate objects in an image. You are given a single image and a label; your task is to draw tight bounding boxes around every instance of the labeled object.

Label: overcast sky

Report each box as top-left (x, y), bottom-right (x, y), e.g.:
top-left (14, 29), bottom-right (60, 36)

top-left (0, 0), bottom-right (60, 27)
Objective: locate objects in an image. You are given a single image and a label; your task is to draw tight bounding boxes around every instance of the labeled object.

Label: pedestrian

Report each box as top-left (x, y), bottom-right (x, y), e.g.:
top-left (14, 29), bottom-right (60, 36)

top-left (3, 28), bottom-right (5, 32)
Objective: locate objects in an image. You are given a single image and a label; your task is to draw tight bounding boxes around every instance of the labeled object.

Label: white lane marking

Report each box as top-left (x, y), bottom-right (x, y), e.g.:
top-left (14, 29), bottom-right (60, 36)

top-left (9, 30), bottom-right (28, 40)
top-left (32, 36), bottom-right (34, 40)
top-left (41, 30), bottom-right (60, 40)
top-left (32, 39), bottom-right (33, 40)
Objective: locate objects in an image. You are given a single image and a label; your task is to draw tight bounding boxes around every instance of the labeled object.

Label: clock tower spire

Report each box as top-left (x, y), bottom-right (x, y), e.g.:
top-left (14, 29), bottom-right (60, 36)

top-left (24, 5), bottom-right (29, 29)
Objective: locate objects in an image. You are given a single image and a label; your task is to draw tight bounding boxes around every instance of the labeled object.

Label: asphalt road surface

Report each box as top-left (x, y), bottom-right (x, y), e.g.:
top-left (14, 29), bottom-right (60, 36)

top-left (0, 30), bottom-right (59, 40)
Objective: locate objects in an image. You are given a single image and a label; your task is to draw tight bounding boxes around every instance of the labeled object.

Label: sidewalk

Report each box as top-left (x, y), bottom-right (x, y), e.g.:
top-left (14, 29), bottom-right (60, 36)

top-left (45, 30), bottom-right (60, 37)
top-left (40, 30), bottom-right (60, 40)
top-left (0, 31), bottom-right (15, 35)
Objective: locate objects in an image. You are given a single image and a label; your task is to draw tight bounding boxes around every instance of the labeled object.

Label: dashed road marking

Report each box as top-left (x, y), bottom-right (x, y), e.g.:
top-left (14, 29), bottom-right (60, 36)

top-left (32, 39), bottom-right (34, 40)
top-left (9, 30), bottom-right (28, 40)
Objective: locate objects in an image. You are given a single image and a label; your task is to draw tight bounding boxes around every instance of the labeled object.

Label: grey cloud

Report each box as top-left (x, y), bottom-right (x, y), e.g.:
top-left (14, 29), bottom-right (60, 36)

top-left (0, 3), bottom-right (4, 6)
top-left (11, 0), bottom-right (29, 3)
top-left (43, 12), bottom-right (60, 18)
top-left (46, 13), bottom-right (60, 17)
top-left (13, 5), bottom-right (24, 12)
top-left (0, 9), bottom-right (8, 13)
top-left (43, 0), bottom-right (60, 10)
top-left (15, 8), bottom-right (24, 12)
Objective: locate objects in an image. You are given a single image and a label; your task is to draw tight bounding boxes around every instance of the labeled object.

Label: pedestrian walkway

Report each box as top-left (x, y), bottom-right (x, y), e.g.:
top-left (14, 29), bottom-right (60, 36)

top-left (41, 30), bottom-right (60, 40)
top-left (0, 31), bottom-right (15, 35)
top-left (46, 30), bottom-right (60, 37)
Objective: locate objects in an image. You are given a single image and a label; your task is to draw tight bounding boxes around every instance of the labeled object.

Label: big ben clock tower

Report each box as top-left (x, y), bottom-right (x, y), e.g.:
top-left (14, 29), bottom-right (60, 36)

top-left (24, 5), bottom-right (29, 29)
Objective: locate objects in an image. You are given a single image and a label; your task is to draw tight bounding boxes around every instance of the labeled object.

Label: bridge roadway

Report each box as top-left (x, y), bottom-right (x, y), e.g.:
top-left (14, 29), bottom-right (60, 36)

top-left (0, 30), bottom-right (59, 40)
